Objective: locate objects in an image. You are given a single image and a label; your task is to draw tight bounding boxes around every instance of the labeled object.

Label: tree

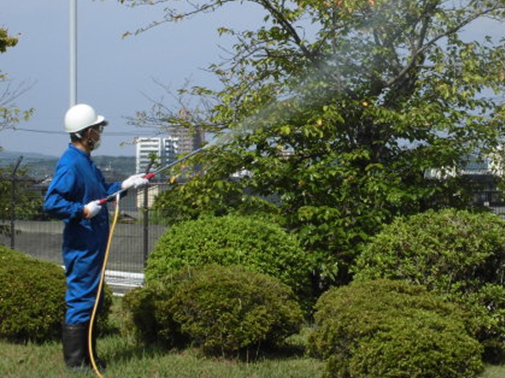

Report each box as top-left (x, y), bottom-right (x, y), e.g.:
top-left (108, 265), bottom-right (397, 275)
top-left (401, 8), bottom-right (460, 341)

top-left (121, 0), bottom-right (505, 286)
top-left (0, 27), bottom-right (34, 143)
top-left (0, 27), bottom-right (36, 238)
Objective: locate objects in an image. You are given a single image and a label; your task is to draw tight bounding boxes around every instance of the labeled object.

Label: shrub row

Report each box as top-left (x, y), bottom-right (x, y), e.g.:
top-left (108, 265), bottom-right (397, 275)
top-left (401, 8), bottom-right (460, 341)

top-left (124, 266), bottom-right (485, 377)
top-left (5, 208), bottom-right (505, 377)
top-left (133, 210), bottom-right (502, 374)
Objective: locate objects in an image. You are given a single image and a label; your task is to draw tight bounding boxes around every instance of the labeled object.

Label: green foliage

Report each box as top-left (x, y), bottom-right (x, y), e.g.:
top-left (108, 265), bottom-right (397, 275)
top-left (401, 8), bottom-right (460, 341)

top-left (124, 265), bottom-right (304, 356)
top-left (125, 0), bottom-right (505, 289)
top-left (0, 27), bottom-right (33, 136)
top-left (0, 28), bottom-right (17, 53)
top-left (0, 246), bottom-right (112, 342)
top-left (0, 246), bottom-right (65, 342)
top-left (95, 284), bottom-right (115, 336)
top-left (122, 282), bottom-right (185, 348)
top-left (0, 165), bottom-right (44, 234)
top-left (152, 177), bottom-right (282, 225)
top-left (354, 208), bottom-right (505, 361)
top-left (309, 279), bottom-right (483, 378)
top-left (145, 215), bottom-right (312, 301)
top-left (170, 265), bottom-right (304, 356)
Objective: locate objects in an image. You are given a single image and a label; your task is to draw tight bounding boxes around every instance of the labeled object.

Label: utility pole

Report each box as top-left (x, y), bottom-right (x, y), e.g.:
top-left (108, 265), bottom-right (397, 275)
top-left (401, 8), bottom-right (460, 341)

top-left (70, 0), bottom-right (77, 106)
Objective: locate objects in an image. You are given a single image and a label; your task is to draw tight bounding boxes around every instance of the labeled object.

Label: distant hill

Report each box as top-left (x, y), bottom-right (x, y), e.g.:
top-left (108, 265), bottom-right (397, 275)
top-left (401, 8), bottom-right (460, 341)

top-left (1, 150), bottom-right (136, 181)
top-left (0, 150), bottom-right (57, 162)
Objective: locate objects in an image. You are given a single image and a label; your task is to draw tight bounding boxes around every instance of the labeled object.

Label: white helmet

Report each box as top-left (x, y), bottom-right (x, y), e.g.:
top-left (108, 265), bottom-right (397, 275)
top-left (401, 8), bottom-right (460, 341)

top-left (64, 103), bottom-right (107, 133)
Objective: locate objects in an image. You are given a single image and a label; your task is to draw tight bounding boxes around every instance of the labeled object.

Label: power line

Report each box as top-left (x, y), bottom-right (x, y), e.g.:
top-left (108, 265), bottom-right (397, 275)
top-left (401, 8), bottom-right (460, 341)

top-left (9, 128), bottom-right (151, 137)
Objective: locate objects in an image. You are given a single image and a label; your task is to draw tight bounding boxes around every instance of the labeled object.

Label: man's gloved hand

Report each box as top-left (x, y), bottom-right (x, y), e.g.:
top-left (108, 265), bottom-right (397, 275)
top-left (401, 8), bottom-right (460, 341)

top-left (121, 174), bottom-right (149, 190)
top-left (84, 200), bottom-right (102, 219)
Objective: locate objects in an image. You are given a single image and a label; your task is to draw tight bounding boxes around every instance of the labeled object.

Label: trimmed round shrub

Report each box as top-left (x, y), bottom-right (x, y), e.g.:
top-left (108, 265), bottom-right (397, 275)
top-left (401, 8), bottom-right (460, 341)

top-left (123, 265), bottom-right (304, 356)
top-left (354, 208), bottom-right (505, 361)
top-left (145, 215), bottom-right (311, 299)
top-left (309, 279), bottom-right (483, 378)
top-left (0, 246), bottom-right (66, 342)
top-left (0, 246), bottom-right (112, 342)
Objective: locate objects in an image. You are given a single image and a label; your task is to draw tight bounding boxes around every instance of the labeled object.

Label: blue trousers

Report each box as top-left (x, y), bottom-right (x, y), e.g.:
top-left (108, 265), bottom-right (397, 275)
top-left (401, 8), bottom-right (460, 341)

top-left (62, 222), bottom-right (108, 324)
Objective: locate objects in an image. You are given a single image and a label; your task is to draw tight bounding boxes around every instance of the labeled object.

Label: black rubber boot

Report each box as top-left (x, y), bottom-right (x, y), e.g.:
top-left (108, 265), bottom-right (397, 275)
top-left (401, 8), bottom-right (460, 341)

top-left (62, 323), bottom-right (88, 371)
top-left (62, 322), bottom-right (107, 372)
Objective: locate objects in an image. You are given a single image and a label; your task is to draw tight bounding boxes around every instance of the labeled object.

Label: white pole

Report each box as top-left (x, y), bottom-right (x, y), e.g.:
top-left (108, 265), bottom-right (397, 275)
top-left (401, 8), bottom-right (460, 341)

top-left (70, 0), bottom-right (77, 106)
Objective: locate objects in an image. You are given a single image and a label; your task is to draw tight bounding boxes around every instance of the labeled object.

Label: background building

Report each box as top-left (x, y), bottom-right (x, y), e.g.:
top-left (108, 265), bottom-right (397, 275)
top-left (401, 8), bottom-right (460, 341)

top-left (164, 124), bottom-right (205, 156)
top-left (425, 152), bottom-right (505, 212)
top-left (135, 126), bottom-right (205, 179)
top-left (135, 137), bottom-right (178, 180)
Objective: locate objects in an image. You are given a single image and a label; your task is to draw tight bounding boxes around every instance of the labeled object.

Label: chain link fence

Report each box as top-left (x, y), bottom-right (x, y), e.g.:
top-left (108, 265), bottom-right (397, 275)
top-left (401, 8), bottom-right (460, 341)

top-left (1, 178), bottom-right (170, 294)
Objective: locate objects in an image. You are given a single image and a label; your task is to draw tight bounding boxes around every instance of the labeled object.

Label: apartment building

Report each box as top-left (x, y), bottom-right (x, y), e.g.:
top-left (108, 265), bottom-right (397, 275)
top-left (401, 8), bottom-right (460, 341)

top-left (135, 137), bottom-right (178, 180)
top-left (163, 125), bottom-right (205, 155)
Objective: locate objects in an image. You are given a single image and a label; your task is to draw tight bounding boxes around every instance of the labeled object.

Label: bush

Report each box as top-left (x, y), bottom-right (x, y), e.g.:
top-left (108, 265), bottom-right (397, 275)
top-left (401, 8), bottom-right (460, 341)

top-left (0, 246), bottom-right (66, 342)
top-left (0, 246), bottom-right (112, 342)
top-left (309, 279), bottom-right (483, 378)
top-left (94, 284), bottom-right (115, 336)
top-left (123, 265), bottom-right (304, 357)
top-left (354, 208), bottom-right (505, 361)
top-left (145, 215), bottom-right (312, 300)
top-left (121, 282), bottom-right (185, 348)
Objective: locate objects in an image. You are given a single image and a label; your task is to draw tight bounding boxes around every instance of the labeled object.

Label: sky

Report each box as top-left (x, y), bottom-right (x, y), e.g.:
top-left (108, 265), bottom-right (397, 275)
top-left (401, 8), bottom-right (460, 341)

top-left (1, 0), bottom-right (264, 157)
top-left (1, 1), bottom-right (504, 158)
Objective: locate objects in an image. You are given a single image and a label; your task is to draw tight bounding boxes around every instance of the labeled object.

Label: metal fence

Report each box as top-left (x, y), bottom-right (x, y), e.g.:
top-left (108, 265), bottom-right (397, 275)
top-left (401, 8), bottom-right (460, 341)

top-left (0, 184), bottom-right (171, 294)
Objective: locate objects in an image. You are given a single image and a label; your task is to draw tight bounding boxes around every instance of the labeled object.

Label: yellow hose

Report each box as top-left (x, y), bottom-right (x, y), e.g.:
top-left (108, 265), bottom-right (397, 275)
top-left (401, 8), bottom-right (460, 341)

top-left (89, 195), bottom-right (120, 378)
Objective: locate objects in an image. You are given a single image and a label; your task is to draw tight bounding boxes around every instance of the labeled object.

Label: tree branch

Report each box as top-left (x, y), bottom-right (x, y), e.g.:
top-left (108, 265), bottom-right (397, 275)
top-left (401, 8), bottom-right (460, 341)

top-left (386, 5), bottom-right (505, 88)
top-left (255, 0), bottom-right (315, 63)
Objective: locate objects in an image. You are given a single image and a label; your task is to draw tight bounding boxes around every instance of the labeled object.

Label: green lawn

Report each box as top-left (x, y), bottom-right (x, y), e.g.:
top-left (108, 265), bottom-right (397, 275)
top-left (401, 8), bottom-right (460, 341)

top-left (0, 334), bottom-right (324, 378)
top-left (2, 335), bottom-right (505, 378)
top-left (0, 297), bottom-right (324, 377)
top-left (482, 364), bottom-right (505, 378)
top-left (1, 295), bottom-right (504, 378)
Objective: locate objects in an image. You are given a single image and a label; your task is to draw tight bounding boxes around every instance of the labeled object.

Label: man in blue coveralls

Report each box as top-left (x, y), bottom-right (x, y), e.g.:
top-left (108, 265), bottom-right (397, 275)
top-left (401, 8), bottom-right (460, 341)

top-left (44, 103), bottom-right (148, 371)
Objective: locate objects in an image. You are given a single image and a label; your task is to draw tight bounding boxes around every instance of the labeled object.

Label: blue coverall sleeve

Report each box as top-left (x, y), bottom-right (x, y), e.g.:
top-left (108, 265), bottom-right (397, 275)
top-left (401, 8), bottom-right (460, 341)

top-left (44, 165), bottom-right (84, 220)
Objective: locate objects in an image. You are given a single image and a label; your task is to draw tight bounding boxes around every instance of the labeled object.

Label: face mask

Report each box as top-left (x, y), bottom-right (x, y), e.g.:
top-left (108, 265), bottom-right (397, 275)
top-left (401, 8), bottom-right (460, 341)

top-left (90, 138), bottom-right (101, 151)
top-left (88, 128), bottom-right (101, 151)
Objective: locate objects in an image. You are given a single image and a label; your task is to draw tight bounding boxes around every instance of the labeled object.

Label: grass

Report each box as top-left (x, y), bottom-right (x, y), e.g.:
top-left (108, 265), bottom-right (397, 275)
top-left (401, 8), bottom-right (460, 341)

top-left (0, 296), bottom-right (324, 378)
top-left (482, 364), bottom-right (505, 378)
top-left (2, 337), bottom-right (505, 378)
top-left (0, 335), bottom-right (324, 378)
top-left (1, 296), bottom-right (505, 378)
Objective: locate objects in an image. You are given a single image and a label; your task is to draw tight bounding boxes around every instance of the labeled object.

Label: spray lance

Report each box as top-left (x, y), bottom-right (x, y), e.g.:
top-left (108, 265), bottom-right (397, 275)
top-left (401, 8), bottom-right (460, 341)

top-left (97, 145), bottom-right (209, 205)
top-left (88, 144), bottom-right (209, 378)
